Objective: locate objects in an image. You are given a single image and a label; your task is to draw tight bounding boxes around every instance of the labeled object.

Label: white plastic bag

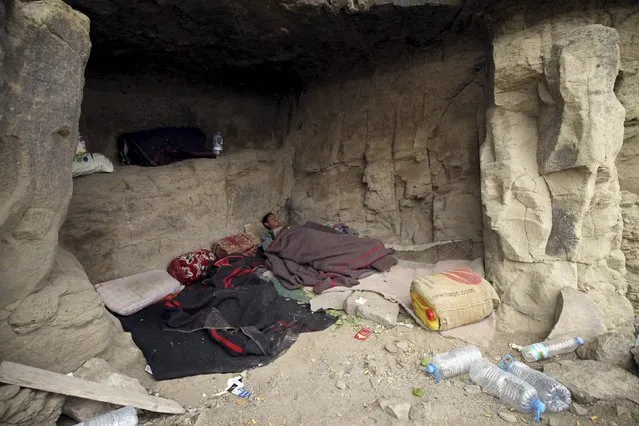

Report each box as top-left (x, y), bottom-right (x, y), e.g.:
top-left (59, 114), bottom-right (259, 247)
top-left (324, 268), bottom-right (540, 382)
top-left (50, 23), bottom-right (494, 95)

top-left (72, 133), bottom-right (114, 177)
top-left (72, 152), bottom-right (114, 177)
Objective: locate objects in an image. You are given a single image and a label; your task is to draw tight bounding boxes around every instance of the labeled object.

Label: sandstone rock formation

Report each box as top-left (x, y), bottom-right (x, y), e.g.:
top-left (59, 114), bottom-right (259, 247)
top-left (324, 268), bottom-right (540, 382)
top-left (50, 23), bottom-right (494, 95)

top-left (59, 35), bottom-right (487, 281)
top-left (482, 22), bottom-right (634, 335)
top-left (0, 385), bottom-right (65, 426)
top-left (576, 332), bottom-right (636, 371)
top-left (61, 151), bottom-right (292, 283)
top-left (285, 36), bottom-right (486, 244)
top-left (63, 358), bottom-right (148, 422)
top-left (544, 360), bottom-right (639, 405)
top-left (0, 2), bottom-right (136, 423)
top-left (614, 7), bottom-right (639, 315)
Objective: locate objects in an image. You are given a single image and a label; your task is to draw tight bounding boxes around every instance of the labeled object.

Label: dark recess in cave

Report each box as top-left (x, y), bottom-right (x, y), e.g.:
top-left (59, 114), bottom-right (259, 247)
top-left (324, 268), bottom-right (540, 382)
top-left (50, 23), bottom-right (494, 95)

top-left (67, 0), bottom-right (489, 93)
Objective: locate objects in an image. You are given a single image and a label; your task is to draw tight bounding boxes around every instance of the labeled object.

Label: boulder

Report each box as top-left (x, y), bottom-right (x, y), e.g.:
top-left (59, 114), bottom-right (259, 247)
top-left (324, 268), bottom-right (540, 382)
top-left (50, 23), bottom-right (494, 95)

top-left (0, 386), bottom-right (65, 426)
top-left (547, 287), bottom-right (607, 343)
top-left (344, 291), bottom-right (399, 327)
top-left (62, 358), bottom-right (148, 422)
top-left (543, 360), bottom-right (639, 405)
top-left (0, 0), bottom-right (90, 310)
top-left (1, 249), bottom-right (120, 374)
top-left (577, 332), bottom-right (635, 371)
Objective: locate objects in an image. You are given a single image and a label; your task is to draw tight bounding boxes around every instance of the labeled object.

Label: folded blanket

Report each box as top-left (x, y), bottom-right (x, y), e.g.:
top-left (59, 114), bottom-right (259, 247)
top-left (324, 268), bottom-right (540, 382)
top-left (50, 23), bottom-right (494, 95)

top-left (266, 222), bottom-right (397, 293)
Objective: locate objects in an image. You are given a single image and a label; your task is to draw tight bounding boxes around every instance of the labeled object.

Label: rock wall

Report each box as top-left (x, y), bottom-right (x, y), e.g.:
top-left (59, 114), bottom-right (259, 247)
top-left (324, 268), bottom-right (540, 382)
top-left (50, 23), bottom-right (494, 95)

top-left (614, 8), bottom-right (639, 315)
top-left (60, 151), bottom-right (292, 283)
top-left (80, 74), bottom-right (288, 162)
top-left (285, 36), bottom-right (487, 245)
top-left (0, 1), bottom-right (128, 424)
top-left (483, 15), bottom-right (635, 335)
top-left (60, 35), bottom-right (486, 281)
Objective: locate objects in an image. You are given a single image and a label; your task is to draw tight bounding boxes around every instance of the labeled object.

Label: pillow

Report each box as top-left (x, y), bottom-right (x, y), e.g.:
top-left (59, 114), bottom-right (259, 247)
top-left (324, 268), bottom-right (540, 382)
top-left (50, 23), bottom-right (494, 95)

top-left (95, 270), bottom-right (184, 316)
top-left (167, 249), bottom-right (213, 284)
top-left (243, 222), bottom-right (267, 241)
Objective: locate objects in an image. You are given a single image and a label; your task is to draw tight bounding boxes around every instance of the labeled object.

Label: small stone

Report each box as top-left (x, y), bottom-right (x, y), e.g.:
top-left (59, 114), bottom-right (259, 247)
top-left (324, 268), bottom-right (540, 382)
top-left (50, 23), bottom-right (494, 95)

top-left (464, 385), bottom-right (482, 395)
top-left (369, 377), bottom-right (380, 390)
top-left (347, 364), bottom-right (364, 378)
top-left (409, 402), bottom-right (429, 421)
top-left (616, 406), bottom-right (630, 417)
top-left (385, 342), bottom-right (398, 353)
top-left (548, 418), bottom-right (561, 426)
top-left (570, 403), bottom-right (588, 416)
top-left (383, 401), bottom-right (411, 420)
top-left (396, 341), bottom-right (410, 351)
top-left (498, 411), bottom-right (517, 423)
top-left (335, 380), bottom-right (347, 390)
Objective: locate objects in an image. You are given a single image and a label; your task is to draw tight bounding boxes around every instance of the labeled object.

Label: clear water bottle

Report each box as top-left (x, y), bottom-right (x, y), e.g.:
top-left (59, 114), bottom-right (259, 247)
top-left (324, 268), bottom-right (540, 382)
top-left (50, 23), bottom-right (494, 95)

top-left (519, 337), bottom-right (584, 362)
top-left (498, 354), bottom-right (571, 412)
top-left (469, 359), bottom-right (545, 423)
top-left (213, 131), bottom-right (224, 156)
top-left (424, 345), bottom-right (483, 383)
top-left (77, 406), bottom-right (138, 426)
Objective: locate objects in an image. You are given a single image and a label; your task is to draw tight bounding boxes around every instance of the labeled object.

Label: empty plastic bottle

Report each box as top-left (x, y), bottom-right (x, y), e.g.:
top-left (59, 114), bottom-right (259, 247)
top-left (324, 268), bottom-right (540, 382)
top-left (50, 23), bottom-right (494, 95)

top-left (213, 132), bottom-right (224, 156)
top-left (498, 354), bottom-right (571, 412)
top-left (424, 345), bottom-right (483, 384)
top-left (77, 406), bottom-right (138, 426)
top-left (469, 359), bottom-right (546, 423)
top-left (519, 337), bottom-right (584, 362)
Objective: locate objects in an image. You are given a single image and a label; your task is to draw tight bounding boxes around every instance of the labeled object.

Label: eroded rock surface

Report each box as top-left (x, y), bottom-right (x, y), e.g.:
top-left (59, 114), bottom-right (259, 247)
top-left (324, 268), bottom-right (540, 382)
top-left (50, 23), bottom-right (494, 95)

top-left (63, 358), bottom-right (147, 422)
top-left (544, 360), bottom-right (639, 405)
top-left (0, 385), bottom-right (65, 426)
top-left (576, 332), bottom-right (635, 371)
top-left (0, 2), bottom-right (137, 423)
top-left (286, 36), bottom-right (486, 244)
top-left (483, 21), bottom-right (634, 335)
top-left (61, 151), bottom-right (292, 283)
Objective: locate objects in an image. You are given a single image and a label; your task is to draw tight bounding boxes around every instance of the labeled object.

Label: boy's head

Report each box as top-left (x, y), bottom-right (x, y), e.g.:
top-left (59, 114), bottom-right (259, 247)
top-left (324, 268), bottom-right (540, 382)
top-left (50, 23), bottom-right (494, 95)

top-left (262, 212), bottom-right (281, 230)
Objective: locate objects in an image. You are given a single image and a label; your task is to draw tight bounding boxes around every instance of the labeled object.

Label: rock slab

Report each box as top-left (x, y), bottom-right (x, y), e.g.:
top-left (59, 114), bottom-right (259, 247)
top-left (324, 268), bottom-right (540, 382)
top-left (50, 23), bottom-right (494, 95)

top-left (548, 287), bottom-right (607, 342)
top-left (543, 360), bottom-right (639, 405)
top-left (344, 291), bottom-right (399, 326)
top-left (62, 358), bottom-right (148, 422)
top-left (379, 399), bottom-right (411, 420)
top-left (576, 332), bottom-right (635, 371)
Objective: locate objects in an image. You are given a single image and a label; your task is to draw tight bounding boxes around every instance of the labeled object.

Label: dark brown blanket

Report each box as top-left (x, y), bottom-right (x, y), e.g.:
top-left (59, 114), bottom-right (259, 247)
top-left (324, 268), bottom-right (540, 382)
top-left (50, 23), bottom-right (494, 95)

top-left (265, 222), bottom-right (397, 293)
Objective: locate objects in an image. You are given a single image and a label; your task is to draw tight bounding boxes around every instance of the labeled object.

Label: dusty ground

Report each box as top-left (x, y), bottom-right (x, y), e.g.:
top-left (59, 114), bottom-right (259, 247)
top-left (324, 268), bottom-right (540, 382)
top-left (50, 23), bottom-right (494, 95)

top-left (126, 312), bottom-right (638, 426)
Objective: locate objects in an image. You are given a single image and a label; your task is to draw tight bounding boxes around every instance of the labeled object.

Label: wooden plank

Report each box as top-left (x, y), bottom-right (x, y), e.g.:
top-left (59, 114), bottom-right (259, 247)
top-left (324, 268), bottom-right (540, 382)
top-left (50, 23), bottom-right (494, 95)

top-left (0, 361), bottom-right (185, 414)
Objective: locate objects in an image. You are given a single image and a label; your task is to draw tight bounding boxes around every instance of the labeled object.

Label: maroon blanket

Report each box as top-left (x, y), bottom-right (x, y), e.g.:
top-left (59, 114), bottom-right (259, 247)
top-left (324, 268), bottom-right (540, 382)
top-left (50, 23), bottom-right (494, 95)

top-left (265, 222), bottom-right (397, 293)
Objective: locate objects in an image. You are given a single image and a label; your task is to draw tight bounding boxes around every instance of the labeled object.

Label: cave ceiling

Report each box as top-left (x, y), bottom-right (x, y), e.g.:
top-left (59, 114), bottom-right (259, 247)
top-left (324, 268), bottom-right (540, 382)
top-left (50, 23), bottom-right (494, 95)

top-left (65, 0), bottom-right (633, 91)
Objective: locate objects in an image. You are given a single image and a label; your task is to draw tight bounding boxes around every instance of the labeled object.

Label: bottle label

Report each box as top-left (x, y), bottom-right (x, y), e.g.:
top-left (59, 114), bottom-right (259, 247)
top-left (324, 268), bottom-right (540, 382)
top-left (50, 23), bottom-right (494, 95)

top-left (529, 343), bottom-right (549, 360)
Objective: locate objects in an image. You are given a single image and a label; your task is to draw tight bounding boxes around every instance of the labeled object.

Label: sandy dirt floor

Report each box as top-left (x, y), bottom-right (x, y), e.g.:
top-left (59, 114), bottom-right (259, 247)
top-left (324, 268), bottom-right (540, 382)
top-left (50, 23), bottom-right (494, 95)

top-left (127, 312), bottom-right (638, 426)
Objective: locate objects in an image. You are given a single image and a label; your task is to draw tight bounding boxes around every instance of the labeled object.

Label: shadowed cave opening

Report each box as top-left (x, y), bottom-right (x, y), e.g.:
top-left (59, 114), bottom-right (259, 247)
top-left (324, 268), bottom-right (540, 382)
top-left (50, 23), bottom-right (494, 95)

top-left (61, 0), bottom-right (495, 283)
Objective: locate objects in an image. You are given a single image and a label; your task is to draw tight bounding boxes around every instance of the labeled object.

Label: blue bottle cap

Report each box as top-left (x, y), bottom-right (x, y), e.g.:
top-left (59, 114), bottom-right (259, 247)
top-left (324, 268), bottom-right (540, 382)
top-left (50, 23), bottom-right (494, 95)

top-left (576, 337), bottom-right (584, 345)
top-left (426, 364), bottom-right (435, 374)
top-left (532, 399), bottom-right (546, 423)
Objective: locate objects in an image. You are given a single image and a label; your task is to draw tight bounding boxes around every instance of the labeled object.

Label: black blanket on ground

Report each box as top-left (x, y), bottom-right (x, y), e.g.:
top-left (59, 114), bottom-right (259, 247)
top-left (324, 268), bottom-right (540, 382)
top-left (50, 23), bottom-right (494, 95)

top-left (116, 256), bottom-right (335, 380)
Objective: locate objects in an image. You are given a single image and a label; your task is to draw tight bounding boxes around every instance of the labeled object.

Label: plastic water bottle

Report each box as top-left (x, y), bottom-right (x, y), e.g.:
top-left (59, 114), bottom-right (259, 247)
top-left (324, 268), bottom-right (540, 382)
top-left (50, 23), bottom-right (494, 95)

top-left (469, 359), bottom-right (546, 423)
top-left (498, 354), bottom-right (571, 412)
top-left (213, 132), bottom-right (223, 156)
top-left (424, 345), bottom-right (483, 383)
top-left (519, 337), bottom-right (584, 362)
top-left (77, 406), bottom-right (138, 426)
